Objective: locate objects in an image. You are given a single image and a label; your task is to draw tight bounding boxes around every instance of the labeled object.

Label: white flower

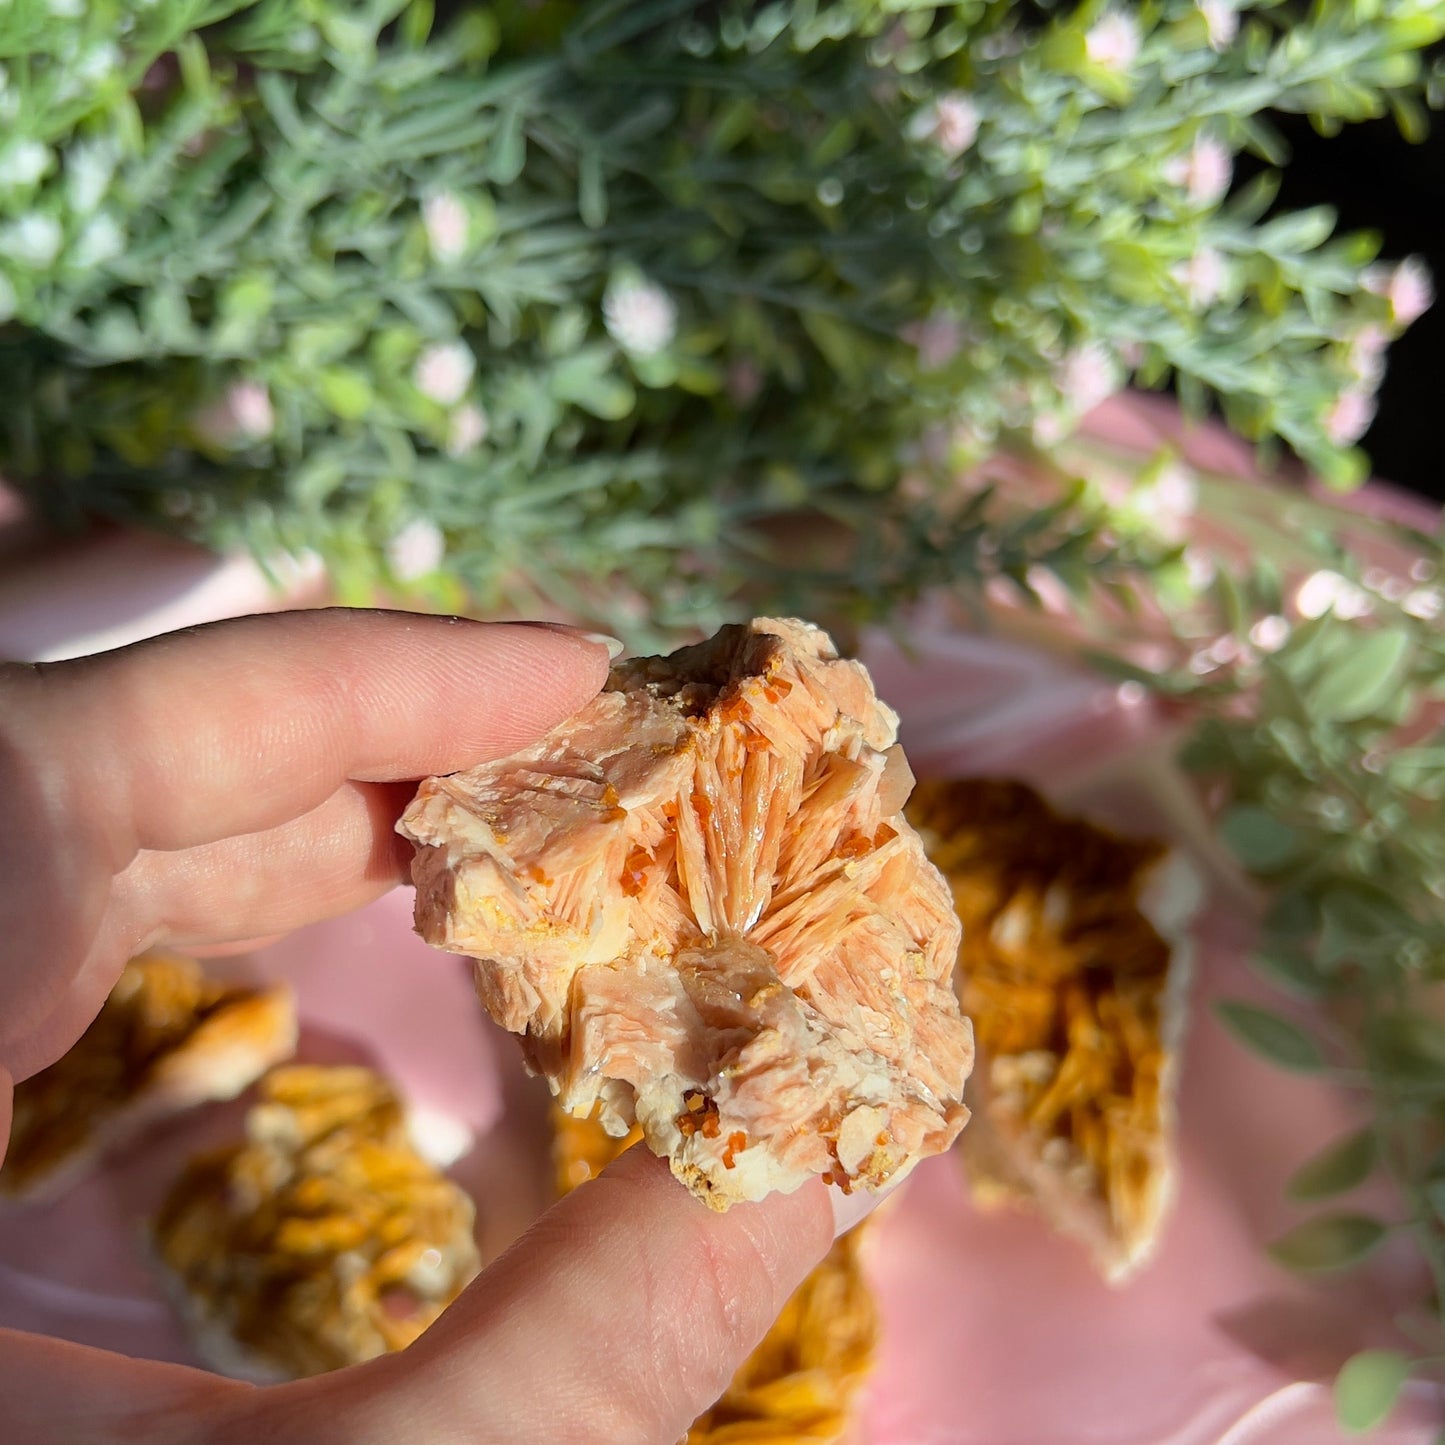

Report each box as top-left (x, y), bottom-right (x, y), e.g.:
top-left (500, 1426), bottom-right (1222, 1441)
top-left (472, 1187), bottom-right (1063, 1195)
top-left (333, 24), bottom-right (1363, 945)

top-left (902, 313), bottom-right (964, 370)
top-left (603, 275), bottom-right (677, 358)
top-left (1058, 343), bottom-right (1120, 415)
top-left (193, 380), bottom-right (275, 448)
top-left (1084, 13), bottom-right (1141, 71)
top-left (75, 42), bottom-right (120, 84)
top-left (0, 213), bottom-right (62, 269)
top-left (53, 41), bottom-right (121, 104)
top-left (1133, 463), bottom-right (1198, 541)
top-left (446, 401), bottom-right (489, 457)
top-left (71, 212), bottom-right (124, 268)
top-left (229, 381), bottom-right (274, 439)
top-left (1323, 388), bottom-right (1376, 446)
top-left (1364, 257), bottom-right (1434, 326)
top-left (387, 519), bottom-right (446, 580)
top-left (413, 341), bottom-right (475, 406)
top-left (1296, 569), bottom-right (1371, 621)
top-left (1032, 410), bottom-right (1068, 447)
top-left (1403, 588), bottom-right (1443, 621)
top-left (0, 140), bottom-right (50, 189)
top-left (1346, 323), bottom-right (1389, 387)
top-left (1249, 615), bottom-right (1290, 653)
top-left (1165, 137), bottom-right (1232, 206)
top-left (1198, 0), bottom-right (1238, 50)
top-left (1173, 247), bottom-right (1227, 307)
top-left (911, 93), bottom-right (979, 158)
top-left (0, 273), bottom-right (15, 324)
top-left (422, 191), bottom-right (468, 264)
top-left (66, 140), bottom-right (117, 215)
top-left (1184, 548), bottom-right (1217, 590)
top-left (1206, 635), bottom-right (1242, 666)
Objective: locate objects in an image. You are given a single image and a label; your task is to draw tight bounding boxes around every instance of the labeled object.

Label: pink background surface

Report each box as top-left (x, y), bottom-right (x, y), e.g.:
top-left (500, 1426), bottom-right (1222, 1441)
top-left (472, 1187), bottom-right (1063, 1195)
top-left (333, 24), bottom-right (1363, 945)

top-left (1, 424), bottom-right (1442, 1441)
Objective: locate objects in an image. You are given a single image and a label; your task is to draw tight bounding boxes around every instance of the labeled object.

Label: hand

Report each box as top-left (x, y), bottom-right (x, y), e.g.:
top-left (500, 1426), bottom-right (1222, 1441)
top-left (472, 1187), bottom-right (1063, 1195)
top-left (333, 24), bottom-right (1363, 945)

top-left (0, 609), bottom-right (845, 1445)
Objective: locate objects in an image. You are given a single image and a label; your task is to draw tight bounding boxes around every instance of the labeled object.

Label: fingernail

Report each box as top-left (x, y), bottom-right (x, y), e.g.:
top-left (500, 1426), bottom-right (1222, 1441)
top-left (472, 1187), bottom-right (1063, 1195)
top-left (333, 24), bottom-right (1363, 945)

top-left (830, 1181), bottom-right (894, 1238)
top-left (508, 621), bottom-right (626, 660)
top-left (576, 631), bottom-right (626, 660)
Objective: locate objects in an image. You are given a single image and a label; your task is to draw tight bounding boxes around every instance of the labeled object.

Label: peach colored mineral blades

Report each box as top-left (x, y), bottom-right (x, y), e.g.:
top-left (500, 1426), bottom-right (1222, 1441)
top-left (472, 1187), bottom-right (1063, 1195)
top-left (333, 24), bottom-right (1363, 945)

top-left (400, 617), bottom-right (974, 1210)
top-left (0, 952), bottom-right (298, 1202)
top-left (907, 778), bottom-right (1198, 1282)
top-left (151, 1064), bottom-right (480, 1382)
top-left (553, 1104), bottom-right (879, 1445)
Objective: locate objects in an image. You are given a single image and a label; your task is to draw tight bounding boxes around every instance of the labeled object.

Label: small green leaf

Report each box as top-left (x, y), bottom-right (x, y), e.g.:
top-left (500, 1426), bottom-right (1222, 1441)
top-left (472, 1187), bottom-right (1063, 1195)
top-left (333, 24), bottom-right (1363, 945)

top-left (400, 0), bottom-right (434, 48)
top-left (1258, 206), bottom-right (1337, 256)
top-left (1216, 1001), bottom-right (1325, 1072)
top-left (578, 149), bottom-right (607, 229)
top-left (1335, 1349), bottom-right (1411, 1433)
top-left (1318, 886), bottom-right (1401, 970)
top-left (1219, 805), bottom-right (1299, 871)
top-left (1287, 1128), bottom-right (1377, 1202)
top-left (1268, 1214), bottom-right (1388, 1273)
top-left (1309, 630), bottom-right (1412, 723)
top-left (1250, 947), bottom-right (1329, 1000)
top-left (489, 106), bottom-right (526, 184)
top-left (551, 352), bottom-right (635, 419)
top-left (1369, 1013), bottom-right (1445, 1089)
top-left (316, 367), bottom-right (374, 421)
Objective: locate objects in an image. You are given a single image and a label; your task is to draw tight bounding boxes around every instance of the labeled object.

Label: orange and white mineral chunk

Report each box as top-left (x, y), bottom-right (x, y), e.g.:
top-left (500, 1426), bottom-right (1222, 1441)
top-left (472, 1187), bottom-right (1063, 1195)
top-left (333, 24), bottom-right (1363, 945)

top-left (2, 952), bottom-right (297, 1201)
top-left (399, 618), bottom-right (973, 1209)
top-left (908, 778), bottom-right (1199, 1280)
top-left (153, 1065), bottom-right (480, 1381)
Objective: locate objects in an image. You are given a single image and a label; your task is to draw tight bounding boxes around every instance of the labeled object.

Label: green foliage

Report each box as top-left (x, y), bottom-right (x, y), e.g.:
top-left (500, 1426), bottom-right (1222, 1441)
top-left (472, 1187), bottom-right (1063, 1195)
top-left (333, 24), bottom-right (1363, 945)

top-left (1287, 1126), bottom-right (1378, 1202)
top-left (0, 0), bottom-right (1439, 634)
top-left (1268, 1212), bottom-right (1390, 1272)
top-left (1139, 515), bottom-right (1445, 1424)
top-left (1335, 1349), bottom-right (1412, 1433)
top-left (1216, 999), bottom-right (1326, 1072)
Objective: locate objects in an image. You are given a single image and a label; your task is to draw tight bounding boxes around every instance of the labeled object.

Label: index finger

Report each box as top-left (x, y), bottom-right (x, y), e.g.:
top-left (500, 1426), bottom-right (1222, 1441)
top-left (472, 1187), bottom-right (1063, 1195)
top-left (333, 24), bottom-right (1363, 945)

top-left (5, 609), bottom-right (613, 856)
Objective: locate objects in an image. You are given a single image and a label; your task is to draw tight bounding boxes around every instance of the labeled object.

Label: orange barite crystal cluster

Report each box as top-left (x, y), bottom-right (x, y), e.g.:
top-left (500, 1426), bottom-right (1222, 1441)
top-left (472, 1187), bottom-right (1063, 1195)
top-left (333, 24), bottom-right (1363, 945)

top-left (401, 619), bottom-right (974, 1210)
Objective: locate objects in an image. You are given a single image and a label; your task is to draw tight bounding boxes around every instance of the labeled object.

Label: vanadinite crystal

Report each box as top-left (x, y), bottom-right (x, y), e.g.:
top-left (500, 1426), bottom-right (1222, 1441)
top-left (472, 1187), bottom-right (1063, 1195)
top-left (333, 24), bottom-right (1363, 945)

top-left (909, 778), bottom-right (1195, 1280)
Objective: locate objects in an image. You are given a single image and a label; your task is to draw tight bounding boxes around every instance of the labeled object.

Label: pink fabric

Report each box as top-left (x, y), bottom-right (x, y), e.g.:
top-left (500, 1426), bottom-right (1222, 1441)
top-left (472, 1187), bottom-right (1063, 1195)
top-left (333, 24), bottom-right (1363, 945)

top-left (1, 404), bottom-right (1440, 1439)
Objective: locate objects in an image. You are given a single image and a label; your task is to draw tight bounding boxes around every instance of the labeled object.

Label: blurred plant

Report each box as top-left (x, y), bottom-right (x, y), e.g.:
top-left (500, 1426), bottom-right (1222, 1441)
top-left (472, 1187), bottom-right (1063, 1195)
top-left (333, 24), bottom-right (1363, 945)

top-left (1188, 546), bottom-right (1445, 1433)
top-left (0, 0), bottom-right (1440, 643)
top-left (1031, 432), bottom-right (1445, 1434)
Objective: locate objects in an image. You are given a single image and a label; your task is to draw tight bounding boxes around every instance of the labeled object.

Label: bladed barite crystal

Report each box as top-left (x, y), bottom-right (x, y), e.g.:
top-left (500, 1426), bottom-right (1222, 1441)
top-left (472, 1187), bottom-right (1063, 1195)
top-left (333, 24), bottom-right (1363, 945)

top-left (400, 618), bottom-right (973, 1208)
